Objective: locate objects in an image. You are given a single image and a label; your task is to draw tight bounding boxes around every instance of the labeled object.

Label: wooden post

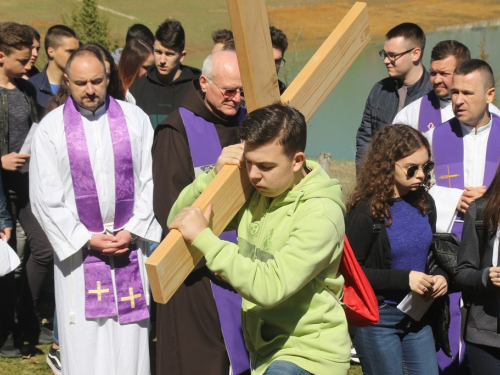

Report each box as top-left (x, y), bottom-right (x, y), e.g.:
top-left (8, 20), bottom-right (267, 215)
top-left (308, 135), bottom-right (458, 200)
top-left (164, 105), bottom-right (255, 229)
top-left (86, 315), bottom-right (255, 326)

top-left (146, 165), bottom-right (254, 304)
top-left (281, 2), bottom-right (370, 121)
top-left (146, 2), bottom-right (371, 304)
top-left (227, 0), bottom-right (281, 111)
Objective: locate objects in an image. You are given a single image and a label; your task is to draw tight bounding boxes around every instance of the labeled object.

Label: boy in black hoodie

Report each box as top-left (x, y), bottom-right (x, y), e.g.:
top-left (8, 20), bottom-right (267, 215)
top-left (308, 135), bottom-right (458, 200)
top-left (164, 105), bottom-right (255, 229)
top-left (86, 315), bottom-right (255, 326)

top-left (130, 19), bottom-right (201, 129)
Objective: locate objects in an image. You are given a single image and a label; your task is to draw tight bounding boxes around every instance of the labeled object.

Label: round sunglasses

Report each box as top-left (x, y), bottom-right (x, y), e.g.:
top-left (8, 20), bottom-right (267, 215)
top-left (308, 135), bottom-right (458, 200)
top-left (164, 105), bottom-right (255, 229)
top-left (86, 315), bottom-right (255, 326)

top-left (395, 161), bottom-right (435, 178)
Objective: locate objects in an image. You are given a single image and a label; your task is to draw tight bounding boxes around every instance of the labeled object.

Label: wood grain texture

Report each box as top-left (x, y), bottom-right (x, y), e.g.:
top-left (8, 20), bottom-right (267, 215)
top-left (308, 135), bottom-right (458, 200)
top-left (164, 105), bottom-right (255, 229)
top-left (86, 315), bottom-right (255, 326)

top-left (281, 2), bottom-right (370, 122)
top-left (146, 166), bottom-right (254, 304)
top-left (227, 0), bottom-right (281, 111)
top-left (146, 1), bottom-right (370, 304)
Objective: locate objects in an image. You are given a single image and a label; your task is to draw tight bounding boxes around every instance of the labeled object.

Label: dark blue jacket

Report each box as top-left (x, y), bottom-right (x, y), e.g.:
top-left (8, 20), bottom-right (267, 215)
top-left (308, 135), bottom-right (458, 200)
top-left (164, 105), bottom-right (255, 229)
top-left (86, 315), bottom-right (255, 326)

top-left (355, 68), bottom-right (431, 174)
top-left (29, 65), bottom-right (54, 116)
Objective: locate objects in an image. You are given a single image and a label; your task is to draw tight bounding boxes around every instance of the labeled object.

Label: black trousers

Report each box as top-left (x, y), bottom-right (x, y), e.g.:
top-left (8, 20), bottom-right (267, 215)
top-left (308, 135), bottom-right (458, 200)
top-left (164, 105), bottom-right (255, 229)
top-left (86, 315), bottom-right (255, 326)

top-left (8, 190), bottom-right (54, 344)
top-left (466, 341), bottom-right (500, 375)
top-left (0, 272), bottom-right (18, 345)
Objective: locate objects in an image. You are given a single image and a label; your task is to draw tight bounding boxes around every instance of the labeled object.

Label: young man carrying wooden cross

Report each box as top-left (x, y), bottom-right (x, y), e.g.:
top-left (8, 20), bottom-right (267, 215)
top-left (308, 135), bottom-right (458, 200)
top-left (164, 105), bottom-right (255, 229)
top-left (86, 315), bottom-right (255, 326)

top-left (168, 102), bottom-right (351, 375)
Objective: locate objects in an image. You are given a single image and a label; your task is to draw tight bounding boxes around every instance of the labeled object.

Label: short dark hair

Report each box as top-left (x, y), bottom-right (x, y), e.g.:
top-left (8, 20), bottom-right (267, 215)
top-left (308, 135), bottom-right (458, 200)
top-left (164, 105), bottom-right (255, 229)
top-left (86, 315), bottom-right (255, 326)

top-left (455, 58), bottom-right (495, 89)
top-left (240, 103), bottom-right (306, 158)
top-left (431, 40), bottom-right (470, 65)
top-left (26, 25), bottom-right (40, 42)
top-left (0, 22), bottom-right (33, 55)
top-left (270, 26), bottom-right (288, 55)
top-left (126, 23), bottom-right (154, 47)
top-left (385, 22), bottom-right (426, 53)
top-left (45, 25), bottom-right (78, 55)
top-left (211, 29), bottom-right (235, 50)
top-left (155, 19), bottom-right (185, 52)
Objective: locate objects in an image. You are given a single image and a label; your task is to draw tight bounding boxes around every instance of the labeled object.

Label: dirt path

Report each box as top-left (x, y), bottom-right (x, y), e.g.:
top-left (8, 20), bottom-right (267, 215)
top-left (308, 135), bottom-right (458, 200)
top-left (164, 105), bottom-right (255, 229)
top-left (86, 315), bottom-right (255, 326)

top-left (267, 0), bottom-right (500, 50)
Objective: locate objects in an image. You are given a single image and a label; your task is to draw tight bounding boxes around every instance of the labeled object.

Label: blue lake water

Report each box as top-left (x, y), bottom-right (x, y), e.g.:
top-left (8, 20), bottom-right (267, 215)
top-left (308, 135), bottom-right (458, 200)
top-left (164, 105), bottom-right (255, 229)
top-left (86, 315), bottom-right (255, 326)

top-left (285, 24), bottom-right (500, 160)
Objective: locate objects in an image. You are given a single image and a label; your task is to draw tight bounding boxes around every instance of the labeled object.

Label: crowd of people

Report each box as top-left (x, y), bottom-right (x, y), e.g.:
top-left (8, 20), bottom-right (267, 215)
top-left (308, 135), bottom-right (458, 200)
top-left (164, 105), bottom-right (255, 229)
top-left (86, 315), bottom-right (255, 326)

top-left (0, 15), bottom-right (499, 375)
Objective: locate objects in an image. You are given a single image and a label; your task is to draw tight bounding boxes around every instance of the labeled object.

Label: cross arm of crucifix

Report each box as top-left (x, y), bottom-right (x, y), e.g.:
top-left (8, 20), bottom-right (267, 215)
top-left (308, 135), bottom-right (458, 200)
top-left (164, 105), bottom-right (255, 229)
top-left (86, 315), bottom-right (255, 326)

top-left (146, 0), bottom-right (370, 304)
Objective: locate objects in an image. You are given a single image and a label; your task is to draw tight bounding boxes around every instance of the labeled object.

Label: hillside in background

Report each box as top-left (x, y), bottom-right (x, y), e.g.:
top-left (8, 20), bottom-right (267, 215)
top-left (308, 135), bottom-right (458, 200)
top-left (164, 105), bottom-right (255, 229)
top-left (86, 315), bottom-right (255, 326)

top-left (4, 0), bottom-right (500, 69)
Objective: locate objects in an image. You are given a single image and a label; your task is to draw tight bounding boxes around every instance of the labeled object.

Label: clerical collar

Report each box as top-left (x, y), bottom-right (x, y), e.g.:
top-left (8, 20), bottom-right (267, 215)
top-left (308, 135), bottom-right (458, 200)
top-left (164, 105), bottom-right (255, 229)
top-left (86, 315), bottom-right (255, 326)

top-left (460, 115), bottom-right (492, 136)
top-left (76, 100), bottom-right (107, 120)
top-left (439, 97), bottom-right (451, 109)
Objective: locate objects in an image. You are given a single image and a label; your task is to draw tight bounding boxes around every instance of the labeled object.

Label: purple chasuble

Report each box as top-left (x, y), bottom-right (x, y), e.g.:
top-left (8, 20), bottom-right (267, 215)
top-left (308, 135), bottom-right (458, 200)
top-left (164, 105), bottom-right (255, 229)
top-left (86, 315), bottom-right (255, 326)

top-left (180, 107), bottom-right (250, 375)
top-left (418, 90), bottom-right (442, 132)
top-left (63, 96), bottom-right (149, 324)
top-left (433, 114), bottom-right (500, 239)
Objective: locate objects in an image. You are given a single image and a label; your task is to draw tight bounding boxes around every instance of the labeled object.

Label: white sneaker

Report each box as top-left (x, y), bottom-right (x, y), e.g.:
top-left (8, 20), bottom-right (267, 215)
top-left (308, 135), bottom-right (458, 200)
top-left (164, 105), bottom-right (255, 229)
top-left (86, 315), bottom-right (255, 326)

top-left (351, 347), bottom-right (360, 364)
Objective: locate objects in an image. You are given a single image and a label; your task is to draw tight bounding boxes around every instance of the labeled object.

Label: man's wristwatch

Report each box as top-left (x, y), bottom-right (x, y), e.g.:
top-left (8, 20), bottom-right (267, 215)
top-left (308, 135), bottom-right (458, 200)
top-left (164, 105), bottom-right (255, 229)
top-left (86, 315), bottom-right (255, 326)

top-left (130, 233), bottom-right (139, 244)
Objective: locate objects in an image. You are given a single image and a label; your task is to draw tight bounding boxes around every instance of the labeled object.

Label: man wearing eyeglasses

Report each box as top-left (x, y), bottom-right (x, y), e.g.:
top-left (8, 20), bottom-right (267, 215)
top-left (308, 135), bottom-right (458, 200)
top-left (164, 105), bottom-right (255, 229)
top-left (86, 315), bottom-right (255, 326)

top-left (152, 50), bottom-right (249, 375)
top-left (270, 26), bottom-right (288, 95)
top-left (355, 22), bottom-right (431, 175)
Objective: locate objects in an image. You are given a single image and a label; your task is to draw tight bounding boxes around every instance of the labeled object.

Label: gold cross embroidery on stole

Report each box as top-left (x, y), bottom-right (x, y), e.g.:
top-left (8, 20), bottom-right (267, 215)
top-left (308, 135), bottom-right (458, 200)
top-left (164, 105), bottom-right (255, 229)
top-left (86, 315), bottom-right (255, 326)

top-left (88, 281), bottom-right (110, 302)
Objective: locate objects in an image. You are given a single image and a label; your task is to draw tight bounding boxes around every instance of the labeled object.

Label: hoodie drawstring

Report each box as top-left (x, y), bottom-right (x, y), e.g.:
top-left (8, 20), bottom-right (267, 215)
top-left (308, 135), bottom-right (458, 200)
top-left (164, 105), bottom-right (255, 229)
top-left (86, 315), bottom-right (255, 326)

top-left (287, 190), bottom-right (304, 216)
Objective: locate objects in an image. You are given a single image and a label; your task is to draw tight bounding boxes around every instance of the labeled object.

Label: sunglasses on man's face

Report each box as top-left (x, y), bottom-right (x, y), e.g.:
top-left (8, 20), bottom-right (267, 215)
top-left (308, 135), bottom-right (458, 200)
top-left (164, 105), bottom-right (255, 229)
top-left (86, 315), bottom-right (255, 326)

top-left (396, 161), bottom-right (435, 178)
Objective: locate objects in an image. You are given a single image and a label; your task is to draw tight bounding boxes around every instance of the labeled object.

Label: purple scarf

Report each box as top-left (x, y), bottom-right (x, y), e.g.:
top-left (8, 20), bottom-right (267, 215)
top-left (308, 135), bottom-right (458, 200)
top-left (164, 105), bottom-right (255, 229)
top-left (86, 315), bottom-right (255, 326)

top-left (63, 96), bottom-right (148, 324)
top-left (418, 90), bottom-right (442, 132)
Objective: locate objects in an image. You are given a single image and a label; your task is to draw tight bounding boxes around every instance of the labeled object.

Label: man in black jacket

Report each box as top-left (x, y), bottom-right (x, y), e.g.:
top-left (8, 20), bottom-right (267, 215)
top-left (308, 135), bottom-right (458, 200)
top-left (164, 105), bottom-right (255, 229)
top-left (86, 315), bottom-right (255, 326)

top-left (355, 23), bottom-right (431, 175)
top-left (130, 19), bottom-right (201, 129)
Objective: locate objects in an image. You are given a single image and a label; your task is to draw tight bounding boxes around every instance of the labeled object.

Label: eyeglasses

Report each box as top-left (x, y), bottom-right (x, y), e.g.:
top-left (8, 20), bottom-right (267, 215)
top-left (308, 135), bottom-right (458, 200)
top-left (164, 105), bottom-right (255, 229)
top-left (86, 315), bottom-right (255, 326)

top-left (207, 77), bottom-right (244, 98)
top-left (395, 161), bottom-right (434, 178)
top-left (275, 58), bottom-right (286, 67)
top-left (379, 48), bottom-right (416, 62)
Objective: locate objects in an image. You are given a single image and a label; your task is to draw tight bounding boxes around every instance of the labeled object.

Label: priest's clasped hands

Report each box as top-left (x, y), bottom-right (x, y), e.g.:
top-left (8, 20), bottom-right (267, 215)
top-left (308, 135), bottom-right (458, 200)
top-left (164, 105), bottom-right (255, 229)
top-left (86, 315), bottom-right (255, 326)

top-left (89, 230), bottom-right (132, 256)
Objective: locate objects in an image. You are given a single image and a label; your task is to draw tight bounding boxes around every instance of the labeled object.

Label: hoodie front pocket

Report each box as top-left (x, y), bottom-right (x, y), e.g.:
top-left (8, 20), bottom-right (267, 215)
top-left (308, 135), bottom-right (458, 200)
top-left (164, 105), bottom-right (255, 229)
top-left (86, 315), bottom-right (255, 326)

top-left (243, 311), bottom-right (290, 356)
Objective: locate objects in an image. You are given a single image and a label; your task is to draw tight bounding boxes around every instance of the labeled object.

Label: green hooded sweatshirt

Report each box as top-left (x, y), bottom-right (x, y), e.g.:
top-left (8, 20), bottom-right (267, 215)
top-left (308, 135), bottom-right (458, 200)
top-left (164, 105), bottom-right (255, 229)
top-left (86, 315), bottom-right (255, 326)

top-left (168, 161), bottom-right (351, 374)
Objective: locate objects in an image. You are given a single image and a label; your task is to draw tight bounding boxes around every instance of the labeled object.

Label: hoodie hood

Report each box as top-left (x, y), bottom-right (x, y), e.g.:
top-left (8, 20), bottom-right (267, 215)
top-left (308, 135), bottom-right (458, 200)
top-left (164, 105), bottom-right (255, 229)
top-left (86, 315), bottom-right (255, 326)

top-left (129, 64), bottom-right (202, 128)
top-left (145, 63), bottom-right (201, 86)
top-left (271, 160), bottom-right (345, 214)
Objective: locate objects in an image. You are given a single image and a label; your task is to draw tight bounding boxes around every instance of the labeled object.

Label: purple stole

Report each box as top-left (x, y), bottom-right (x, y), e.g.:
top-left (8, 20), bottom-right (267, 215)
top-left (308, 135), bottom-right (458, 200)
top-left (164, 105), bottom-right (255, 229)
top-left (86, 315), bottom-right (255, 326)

top-left (432, 115), bottom-right (500, 374)
top-left (433, 114), bottom-right (500, 239)
top-left (179, 107), bottom-right (250, 375)
top-left (418, 90), bottom-right (442, 132)
top-left (63, 96), bottom-right (149, 324)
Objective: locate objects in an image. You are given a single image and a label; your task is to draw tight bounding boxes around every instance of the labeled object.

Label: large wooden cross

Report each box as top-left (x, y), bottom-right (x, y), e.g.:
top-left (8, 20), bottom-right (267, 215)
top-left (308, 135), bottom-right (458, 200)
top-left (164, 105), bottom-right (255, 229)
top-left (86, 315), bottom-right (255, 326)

top-left (146, 0), bottom-right (370, 304)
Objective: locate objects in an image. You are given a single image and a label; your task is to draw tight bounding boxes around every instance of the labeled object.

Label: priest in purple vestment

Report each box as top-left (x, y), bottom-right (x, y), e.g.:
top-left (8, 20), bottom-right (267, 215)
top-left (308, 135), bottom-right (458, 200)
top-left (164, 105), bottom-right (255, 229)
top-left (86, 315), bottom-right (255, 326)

top-left (29, 47), bottom-right (161, 375)
top-left (427, 59), bottom-right (498, 375)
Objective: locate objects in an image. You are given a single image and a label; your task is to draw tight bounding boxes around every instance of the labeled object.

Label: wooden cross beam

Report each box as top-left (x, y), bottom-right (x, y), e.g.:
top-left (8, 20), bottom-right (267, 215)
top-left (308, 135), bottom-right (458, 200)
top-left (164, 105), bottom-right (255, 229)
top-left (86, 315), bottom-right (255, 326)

top-left (146, 0), bottom-right (370, 304)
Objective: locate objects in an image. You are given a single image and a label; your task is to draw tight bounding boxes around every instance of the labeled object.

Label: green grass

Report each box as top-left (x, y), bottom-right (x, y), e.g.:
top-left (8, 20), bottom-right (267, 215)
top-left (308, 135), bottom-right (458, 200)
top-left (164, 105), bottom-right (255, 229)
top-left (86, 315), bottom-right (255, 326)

top-left (0, 343), bottom-right (52, 375)
top-left (0, 343), bottom-right (363, 374)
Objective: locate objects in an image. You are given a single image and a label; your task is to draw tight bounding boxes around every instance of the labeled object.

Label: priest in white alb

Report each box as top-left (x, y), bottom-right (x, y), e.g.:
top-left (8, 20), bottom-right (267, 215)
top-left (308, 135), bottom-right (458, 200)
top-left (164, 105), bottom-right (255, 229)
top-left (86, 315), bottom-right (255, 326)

top-left (29, 47), bottom-right (161, 374)
top-left (426, 59), bottom-right (499, 375)
top-left (393, 40), bottom-right (500, 132)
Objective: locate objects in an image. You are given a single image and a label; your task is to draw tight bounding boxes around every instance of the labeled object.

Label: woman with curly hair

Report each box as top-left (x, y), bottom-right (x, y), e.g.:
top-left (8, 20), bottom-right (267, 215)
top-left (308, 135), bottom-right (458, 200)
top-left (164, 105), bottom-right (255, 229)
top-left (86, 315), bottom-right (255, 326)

top-left (345, 124), bottom-right (448, 375)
